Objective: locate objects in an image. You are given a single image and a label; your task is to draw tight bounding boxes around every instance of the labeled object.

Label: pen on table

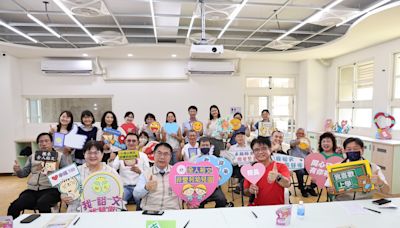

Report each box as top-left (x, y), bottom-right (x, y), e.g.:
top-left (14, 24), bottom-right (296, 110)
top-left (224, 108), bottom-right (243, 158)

top-left (251, 210), bottom-right (258, 218)
top-left (183, 220), bottom-right (190, 228)
top-left (73, 217), bottom-right (81, 225)
top-left (363, 207), bottom-right (381, 214)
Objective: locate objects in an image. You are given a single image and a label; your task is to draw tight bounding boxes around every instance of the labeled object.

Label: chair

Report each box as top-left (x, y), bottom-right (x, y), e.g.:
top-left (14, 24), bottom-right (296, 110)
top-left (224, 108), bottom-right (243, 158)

top-left (290, 172), bottom-right (309, 197)
top-left (284, 188), bottom-right (291, 204)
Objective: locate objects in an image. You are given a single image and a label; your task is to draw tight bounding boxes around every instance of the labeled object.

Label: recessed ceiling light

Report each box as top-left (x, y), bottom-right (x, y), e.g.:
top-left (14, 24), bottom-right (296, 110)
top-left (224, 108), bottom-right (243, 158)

top-left (171, 54), bottom-right (177, 58)
top-left (82, 53), bottom-right (88, 57)
top-left (127, 53), bottom-right (133, 57)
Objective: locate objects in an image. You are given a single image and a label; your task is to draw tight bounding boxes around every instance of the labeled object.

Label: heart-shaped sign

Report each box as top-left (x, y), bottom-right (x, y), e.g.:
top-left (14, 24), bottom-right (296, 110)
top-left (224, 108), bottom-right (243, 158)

top-left (305, 153), bottom-right (343, 188)
top-left (169, 161), bottom-right (219, 207)
top-left (374, 112), bottom-right (395, 129)
top-left (52, 175), bottom-right (59, 181)
top-left (196, 155), bottom-right (233, 186)
top-left (240, 163), bottom-right (266, 185)
top-left (121, 123), bottom-right (136, 134)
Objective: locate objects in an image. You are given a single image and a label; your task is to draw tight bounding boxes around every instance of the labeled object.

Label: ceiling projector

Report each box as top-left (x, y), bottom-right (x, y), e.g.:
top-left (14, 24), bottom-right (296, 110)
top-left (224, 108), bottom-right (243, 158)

top-left (190, 44), bottom-right (224, 58)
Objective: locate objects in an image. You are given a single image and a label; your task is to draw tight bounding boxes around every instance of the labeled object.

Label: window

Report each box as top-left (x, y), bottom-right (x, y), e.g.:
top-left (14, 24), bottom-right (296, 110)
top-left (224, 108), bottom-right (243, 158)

top-left (392, 53), bottom-right (400, 130)
top-left (26, 97), bottom-right (112, 123)
top-left (246, 77), bottom-right (295, 89)
top-left (337, 61), bottom-right (374, 128)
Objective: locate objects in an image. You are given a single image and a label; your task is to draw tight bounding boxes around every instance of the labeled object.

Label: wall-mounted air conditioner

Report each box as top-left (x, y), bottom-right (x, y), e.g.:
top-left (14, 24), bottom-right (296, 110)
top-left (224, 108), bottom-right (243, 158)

top-left (187, 60), bottom-right (236, 75)
top-left (41, 58), bottom-right (93, 75)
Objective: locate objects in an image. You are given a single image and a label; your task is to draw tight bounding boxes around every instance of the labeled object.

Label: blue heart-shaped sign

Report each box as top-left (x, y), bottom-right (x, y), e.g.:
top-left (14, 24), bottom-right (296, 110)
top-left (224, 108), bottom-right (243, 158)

top-left (196, 155), bottom-right (233, 186)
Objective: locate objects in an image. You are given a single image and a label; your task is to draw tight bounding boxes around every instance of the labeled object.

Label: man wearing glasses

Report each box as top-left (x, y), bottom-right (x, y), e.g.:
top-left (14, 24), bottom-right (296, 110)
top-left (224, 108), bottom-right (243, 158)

top-left (244, 138), bottom-right (291, 206)
top-left (112, 133), bottom-right (150, 210)
top-left (134, 142), bottom-right (181, 210)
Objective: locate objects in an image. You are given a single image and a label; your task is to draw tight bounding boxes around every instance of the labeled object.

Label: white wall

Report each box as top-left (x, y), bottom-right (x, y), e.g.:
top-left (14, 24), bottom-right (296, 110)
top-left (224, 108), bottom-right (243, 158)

top-left (326, 37), bottom-right (400, 138)
top-left (0, 54), bottom-right (23, 173)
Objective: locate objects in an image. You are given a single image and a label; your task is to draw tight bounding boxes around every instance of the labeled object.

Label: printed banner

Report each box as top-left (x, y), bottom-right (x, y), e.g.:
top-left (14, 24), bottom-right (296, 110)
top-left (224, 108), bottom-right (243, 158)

top-left (35, 150), bottom-right (58, 162)
top-left (118, 150), bottom-right (139, 160)
top-left (272, 153), bottom-right (304, 171)
top-left (48, 164), bottom-right (81, 200)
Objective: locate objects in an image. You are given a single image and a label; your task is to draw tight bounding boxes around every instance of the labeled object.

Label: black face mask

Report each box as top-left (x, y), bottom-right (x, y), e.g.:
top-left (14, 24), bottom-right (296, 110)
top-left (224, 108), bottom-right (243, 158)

top-left (346, 151), bottom-right (362, 161)
top-left (200, 148), bottom-right (210, 155)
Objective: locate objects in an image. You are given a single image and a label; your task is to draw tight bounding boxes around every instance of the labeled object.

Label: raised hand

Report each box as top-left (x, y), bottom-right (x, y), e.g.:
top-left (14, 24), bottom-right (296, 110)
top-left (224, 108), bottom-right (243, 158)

top-left (267, 162), bottom-right (279, 183)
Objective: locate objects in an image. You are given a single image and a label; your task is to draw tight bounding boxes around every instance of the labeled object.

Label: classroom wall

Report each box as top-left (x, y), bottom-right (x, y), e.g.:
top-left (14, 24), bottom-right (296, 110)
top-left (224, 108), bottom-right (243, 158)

top-left (326, 37), bottom-right (400, 139)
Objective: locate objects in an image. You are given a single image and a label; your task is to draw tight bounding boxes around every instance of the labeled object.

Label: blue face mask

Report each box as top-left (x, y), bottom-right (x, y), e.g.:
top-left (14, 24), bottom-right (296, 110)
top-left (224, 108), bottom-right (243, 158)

top-left (200, 148), bottom-right (210, 155)
top-left (346, 151), bottom-right (361, 161)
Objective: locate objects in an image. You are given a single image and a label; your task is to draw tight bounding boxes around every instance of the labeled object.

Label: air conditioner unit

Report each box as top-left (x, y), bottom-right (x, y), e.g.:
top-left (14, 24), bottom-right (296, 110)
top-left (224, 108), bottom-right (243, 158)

top-left (41, 58), bottom-right (93, 75)
top-left (187, 60), bottom-right (236, 75)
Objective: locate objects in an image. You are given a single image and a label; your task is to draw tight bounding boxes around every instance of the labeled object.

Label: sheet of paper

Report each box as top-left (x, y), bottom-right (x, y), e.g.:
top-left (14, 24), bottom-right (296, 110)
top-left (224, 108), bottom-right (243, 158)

top-left (341, 203), bottom-right (368, 215)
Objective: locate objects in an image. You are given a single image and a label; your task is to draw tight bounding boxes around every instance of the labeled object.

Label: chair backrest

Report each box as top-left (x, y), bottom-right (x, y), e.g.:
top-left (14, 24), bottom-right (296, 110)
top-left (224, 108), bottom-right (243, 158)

top-left (284, 188), bottom-right (290, 204)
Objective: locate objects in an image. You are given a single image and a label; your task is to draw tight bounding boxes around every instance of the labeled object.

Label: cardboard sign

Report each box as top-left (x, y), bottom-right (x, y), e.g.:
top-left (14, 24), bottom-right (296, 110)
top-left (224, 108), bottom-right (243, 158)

top-left (212, 117), bottom-right (232, 138)
top-left (232, 148), bottom-right (254, 166)
top-left (118, 150), bottom-right (139, 160)
top-left (48, 164), bottom-right (81, 200)
top-left (272, 154), bottom-right (304, 171)
top-left (169, 161), bottom-right (219, 207)
top-left (0, 216), bottom-right (12, 228)
top-left (327, 160), bottom-right (374, 194)
top-left (41, 161), bottom-right (57, 175)
top-left (374, 112), bottom-right (396, 140)
top-left (196, 155), bottom-right (233, 186)
top-left (230, 118), bottom-right (241, 131)
top-left (146, 220), bottom-right (176, 228)
top-left (54, 125), bottom-right (87, 149)
top-left (35, 150), bottom-right (58, 162)
top-left (164, 122), bottom-right (179, 135)
top-left (187, 148), bottom-right (199, 160)
top-left (304, 153), bottom-right (343, 188)
top-left (192, 121), bottom-right (203, 132)
top-left (258, 121), bottom-right (273, 137)
top-left (103, 128), bottom-right (127, 150)
top-left (81, 172), bottom-right (123, 212)
top-left (240, 163), bottom-right (266, 185)
top-left (121, 123), bottom-right (136, 134)
top-left (150, 122), bottom-right (161, 133)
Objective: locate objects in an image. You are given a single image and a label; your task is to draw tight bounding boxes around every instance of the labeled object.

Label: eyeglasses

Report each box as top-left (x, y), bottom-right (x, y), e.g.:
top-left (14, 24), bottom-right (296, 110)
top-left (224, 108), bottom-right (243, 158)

top-left (155, 151), bottom-right (171, 157)
top-left (253, 146), bottom-right (269, 154)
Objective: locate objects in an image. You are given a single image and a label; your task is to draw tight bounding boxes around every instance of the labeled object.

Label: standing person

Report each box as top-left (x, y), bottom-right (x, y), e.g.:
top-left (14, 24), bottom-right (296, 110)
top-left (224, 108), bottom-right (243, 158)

top-left (243, 138), bottom-right (291, 206)
top-left (289, 128), bottom-right (316, 197)
top-left (7, 133), bottom-right (70, 219)
top-left (206, 105), bottom-right (224, 157)
top-left (75, 110), bottom-right (98, 165)
top-left (112, 133), bottom-right (150, 210)
top-left (120, 111), bottom-right (138, 135)
top-left (251, 109), bottom-right (275, 143)
top-left (161, 111), bottom-right (183, 165)
top-left (318, 132), bottom-right (343, 159)
top-left (181, 130), bottom-right (200, 161)
top-left (182, 106), bottom-right (203, 143)
top-left (49, 111), bottom-right (74, 164)
top-left (134, 143), bottom-right (182, 210)
top-left (140, 113), bottom-right (161, 142)
top-left (227, 112), bottom-right (250, 148)
top-left (98, 111), bottom-right (123, 163)
top-left (61, 140), bottom-right (123, 212)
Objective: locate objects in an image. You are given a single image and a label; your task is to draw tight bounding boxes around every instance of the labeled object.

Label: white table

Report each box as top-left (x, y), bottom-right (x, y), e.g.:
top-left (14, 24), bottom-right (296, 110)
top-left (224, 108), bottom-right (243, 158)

top-left (14, 198), bottom-right (400, 228)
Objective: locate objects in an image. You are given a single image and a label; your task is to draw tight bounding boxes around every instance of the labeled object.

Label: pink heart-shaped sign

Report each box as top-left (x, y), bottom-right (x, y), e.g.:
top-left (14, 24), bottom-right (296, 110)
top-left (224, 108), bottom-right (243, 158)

top-left (240, 163), bottom-right (266, 185)
top-left (305, 153), bottom-right (343, 188)
top-left (169, 161), bottom-right (218, 207)
top-left (51, 175), bottom-right (58, 181)
top-left (374, 112), bottom-right (395, 129)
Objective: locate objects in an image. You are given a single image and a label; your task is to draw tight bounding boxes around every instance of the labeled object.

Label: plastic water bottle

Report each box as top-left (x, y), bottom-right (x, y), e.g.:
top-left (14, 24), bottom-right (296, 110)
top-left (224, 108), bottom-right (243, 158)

top-left (297, 201), bottom-right (305, 219)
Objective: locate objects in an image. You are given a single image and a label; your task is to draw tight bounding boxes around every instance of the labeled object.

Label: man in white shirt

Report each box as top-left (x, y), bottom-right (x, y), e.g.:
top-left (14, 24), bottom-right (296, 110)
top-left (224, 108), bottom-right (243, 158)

top-left (112, 133), bottom-right (150, 210)
top-left (181, 130), bottom-right (200, 161)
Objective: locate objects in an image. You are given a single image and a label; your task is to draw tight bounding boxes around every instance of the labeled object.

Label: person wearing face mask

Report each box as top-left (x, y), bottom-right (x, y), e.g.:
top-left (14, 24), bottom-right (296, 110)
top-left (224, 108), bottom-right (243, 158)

top-left (326, 137), bottom-right (390, 201)
top-left (138, 132), bottom-right (150, 149)
top-left (197, 137), bottom-right (231, 208)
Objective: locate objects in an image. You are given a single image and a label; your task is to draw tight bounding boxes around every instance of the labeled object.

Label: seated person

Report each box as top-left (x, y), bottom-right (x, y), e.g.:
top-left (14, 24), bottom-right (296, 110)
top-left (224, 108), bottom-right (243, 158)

top-left (8, 133), bottom-right (70, 219)
top-left (112, 133), bottom-right (150, 210)
top-left (327, 137), bottom-right (390, 201)
top-left (270, 130), bottom-right (288, 155)
top-left (181, 130), bottom-right (200, 161)
top-left (197, 137), bottom-right (230, 208)
top-left (319, 132), bottom-right (343, 159)
top-left (244, 138), bottom-right (290, 206)
top-left (134, 143), bottom-right (182, 210)
top-left (62, 140), bottom-right (123, 212)
top-left (289, 128), bottom-right (317, 197)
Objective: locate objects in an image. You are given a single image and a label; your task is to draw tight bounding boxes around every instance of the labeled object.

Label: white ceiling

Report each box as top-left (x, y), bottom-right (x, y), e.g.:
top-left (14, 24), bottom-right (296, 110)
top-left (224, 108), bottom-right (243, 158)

top-left (0, 0), bottom-right (399, 61)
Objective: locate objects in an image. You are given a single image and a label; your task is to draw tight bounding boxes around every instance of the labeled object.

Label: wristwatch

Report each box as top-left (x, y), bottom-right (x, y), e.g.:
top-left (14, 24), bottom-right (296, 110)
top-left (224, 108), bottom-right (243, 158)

top-left (276, 173), bottom-right (282, 183)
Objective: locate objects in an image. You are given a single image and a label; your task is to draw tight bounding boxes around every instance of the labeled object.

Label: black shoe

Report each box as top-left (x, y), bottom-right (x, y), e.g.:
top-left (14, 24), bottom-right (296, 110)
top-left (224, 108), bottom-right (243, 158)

top-left (301, 189), bottom-right (309, 198)
top-left (307, 187), bottom-right (318, 197)
top-left (233, 186), bottom-right (241, 194)
top-left (226, 202), bottom-right (234, 207)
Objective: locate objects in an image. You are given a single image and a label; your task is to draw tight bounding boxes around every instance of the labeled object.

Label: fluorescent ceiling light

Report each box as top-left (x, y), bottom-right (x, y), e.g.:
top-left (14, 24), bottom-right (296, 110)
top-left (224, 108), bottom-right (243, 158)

top-left (0, 20), bottom-right (37, 43)
top-left (82, 53), bottom-right (88, 57)
top-left (149, 0), bottom-right (158, 43)
top-left (186, 14), bottom-right (196, 38)
top-left (217, 0), bottom-right (248, 39)
top-left (277, 0), bottom-right (343, 41)
top-left (27, 13), bottom-right (61, 38)
top-left (336, 0), bottom-right (390, 27)
top-left (127, 53), bottom-right (133, 57)
top-left (52, 0), bottom-right (98, 43)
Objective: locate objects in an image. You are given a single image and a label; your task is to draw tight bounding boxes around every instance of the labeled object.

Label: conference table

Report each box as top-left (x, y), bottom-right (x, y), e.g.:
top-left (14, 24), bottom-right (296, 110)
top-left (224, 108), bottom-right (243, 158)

top-left (14, 197), bottom-right (400, 228)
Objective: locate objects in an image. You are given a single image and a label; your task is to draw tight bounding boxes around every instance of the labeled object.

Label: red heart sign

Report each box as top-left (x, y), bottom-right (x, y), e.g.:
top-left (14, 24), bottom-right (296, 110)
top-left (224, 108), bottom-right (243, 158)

top-left (52, 175), bottom-right (58, 181)
top-left (374, 112), bottom-right (395, 129)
